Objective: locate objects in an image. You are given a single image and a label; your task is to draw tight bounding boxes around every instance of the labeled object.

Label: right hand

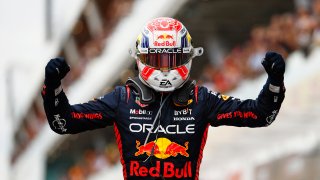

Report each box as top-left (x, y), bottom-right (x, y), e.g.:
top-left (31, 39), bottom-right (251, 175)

top-left (261, 52), bottom-right (285, 86)
top-left (45, 57), bottom-right (70, 89)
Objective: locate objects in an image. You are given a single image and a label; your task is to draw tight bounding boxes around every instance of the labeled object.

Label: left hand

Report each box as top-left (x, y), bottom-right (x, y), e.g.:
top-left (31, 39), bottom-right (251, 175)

top-left (261, 51), bottom-right (285, 85)
top-left (45, 57), bottom-right (70, 89)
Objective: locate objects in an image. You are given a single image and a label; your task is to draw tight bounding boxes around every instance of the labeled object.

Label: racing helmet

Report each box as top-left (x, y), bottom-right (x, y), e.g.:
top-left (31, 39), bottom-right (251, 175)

top-left (131, 17), bottom-right (203, 92)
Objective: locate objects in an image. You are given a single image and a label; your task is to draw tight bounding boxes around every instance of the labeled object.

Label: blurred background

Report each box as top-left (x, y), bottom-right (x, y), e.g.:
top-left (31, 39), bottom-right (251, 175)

top-left (0, 0), bottom-right (320, 179)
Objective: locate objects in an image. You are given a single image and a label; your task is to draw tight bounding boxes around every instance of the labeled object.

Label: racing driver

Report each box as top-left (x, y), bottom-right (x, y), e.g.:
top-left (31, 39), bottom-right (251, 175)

top-left (42, 17), bottom-right (285, 180)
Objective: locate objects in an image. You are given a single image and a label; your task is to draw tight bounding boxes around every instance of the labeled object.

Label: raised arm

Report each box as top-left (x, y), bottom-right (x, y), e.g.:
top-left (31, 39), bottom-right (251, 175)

top-left (207, 52), bottom-right (286, 127)
top-left (42, 58), bottom-right (117, 134)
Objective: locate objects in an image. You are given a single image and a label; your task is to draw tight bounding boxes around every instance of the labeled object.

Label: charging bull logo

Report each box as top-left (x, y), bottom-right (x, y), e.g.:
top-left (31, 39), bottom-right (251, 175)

top-left (135, 137), bottom-right (189, 159)
top-left (157, 34), bottom-right (174, 40)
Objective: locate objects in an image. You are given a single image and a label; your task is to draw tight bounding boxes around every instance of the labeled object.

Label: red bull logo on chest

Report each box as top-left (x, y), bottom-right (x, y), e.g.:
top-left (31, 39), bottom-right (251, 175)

top-left (130, 160), bottom-right (192, 178)
top-left (132, 138), bottom-right (192, 178)
top-left (135, 137), bottom-right (189, 159)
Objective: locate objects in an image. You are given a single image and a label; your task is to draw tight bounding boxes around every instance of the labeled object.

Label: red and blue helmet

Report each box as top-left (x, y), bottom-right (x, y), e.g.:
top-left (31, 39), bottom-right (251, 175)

top-left (132, 17), bottom-right (203, 92)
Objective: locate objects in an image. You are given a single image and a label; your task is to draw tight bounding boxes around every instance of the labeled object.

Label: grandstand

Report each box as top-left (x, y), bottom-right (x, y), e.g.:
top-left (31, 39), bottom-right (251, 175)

top-left (1, 0), bottom-right (320, 179)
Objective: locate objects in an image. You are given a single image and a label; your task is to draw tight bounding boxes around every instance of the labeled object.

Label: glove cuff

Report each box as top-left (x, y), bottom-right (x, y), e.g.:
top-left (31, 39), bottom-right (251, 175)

top-left (44, 78), bottom-right (61, 90)
top-left (267, 77), bottom-right (284, 93)
top-left (267, 76), bottom-right (283, 87)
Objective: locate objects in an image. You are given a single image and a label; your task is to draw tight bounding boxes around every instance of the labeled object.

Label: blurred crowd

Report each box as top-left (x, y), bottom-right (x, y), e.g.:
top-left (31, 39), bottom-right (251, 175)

top-left (12, 0), bottom-right (133, 164)
top-left (12, 0), bottom-right (320, 179)
top-left (200, 0), bottom-right (320, 92)
top-left (64, 144), bottom-right (119, 180)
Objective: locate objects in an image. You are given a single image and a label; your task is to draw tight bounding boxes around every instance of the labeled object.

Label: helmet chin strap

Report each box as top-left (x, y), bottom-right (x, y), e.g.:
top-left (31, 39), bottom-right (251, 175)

top-left (126, 77), bottom-right (196, 106)
top-left (126, 77), bottom-right (155, 104)
top-left (172, 80), bottom-right (196, 106)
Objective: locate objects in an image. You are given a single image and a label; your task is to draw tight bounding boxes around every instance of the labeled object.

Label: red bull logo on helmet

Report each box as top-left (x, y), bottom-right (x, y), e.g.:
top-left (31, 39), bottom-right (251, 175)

top-left (135, 137), bottom-right (189, 159)
top-left (154, 33), bottom-right (176, 47)
top-left (157, 34), bottom-right (174, 40)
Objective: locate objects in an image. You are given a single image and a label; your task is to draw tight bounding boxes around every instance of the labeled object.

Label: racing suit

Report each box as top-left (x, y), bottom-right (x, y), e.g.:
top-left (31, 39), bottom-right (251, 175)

top-left (42, 77), bottom-right (285, 180)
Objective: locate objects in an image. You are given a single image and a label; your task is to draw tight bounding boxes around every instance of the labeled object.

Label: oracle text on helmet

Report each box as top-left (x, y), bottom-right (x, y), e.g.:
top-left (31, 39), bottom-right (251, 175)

top-left (148, 48), bottom-right (182, 54)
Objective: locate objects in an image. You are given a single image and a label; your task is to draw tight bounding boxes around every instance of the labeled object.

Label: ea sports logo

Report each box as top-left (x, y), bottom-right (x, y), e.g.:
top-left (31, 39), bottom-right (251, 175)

top-left (160, 79), bottom-right (172, 87)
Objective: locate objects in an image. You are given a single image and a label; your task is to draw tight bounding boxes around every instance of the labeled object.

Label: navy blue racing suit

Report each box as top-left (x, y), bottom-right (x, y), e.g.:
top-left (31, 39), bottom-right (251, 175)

top-left (42, 79), bottom-right (285, 180)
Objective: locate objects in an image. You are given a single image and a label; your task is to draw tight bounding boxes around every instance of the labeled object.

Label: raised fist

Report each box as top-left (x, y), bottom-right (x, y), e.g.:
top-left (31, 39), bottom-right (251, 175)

top-left (45, 57), bottom-right (70, 89)
top-left (261, 52), bottom-right (285, 86)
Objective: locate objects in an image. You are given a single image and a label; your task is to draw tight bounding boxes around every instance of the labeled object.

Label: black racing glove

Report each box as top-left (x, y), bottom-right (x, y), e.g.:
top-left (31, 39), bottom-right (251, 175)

top-left (45, 57), bottom-right (70, 89)
top-left (262, 52), bottom-right (285, 86)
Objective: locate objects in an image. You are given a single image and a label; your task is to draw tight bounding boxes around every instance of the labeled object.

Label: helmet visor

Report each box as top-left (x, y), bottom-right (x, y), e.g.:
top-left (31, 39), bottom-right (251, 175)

top-left (137, 48), bottom-right (193, 70)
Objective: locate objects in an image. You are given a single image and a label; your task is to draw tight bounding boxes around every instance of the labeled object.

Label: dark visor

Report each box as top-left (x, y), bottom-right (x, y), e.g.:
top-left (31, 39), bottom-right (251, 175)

top-left (137, 48), bottom-right (193, 70)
